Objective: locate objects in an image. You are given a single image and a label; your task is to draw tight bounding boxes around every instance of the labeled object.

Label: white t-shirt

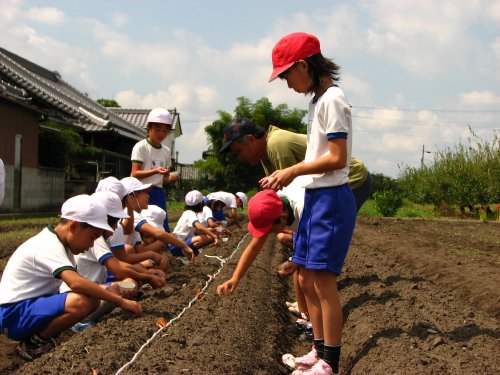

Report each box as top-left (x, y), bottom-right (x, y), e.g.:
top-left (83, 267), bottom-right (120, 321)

top-left (197, 206), bottom-right (214, 227)
top-left (172, 210), bottom-right (199, 240)
top-left (123, 211), bottom-right (147, 246)
top-left (278, 177), bottom-right (305, 232)
top-left (0, 226), bottom-right (77, 304)
top-left (302, 85), bottom-right (352, 189)
top-left (59, 236), bottom-right (114, 293)
top-left (206, 192), bottom-right (237, 209)
top-left (131, 139), bottom-right (171, 188)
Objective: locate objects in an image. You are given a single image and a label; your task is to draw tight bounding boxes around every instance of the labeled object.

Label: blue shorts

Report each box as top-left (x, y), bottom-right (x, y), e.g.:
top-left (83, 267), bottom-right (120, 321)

top-left (0, 293), bottom-right (68, 341)
top-left (212, 209), bottom-right (225, 221)
top-left (168, 237), bottom-right (193, 257)
top-left (292, 184), bottom-right (356, 275)
top-left (148, 186), bottom-right (170, 232)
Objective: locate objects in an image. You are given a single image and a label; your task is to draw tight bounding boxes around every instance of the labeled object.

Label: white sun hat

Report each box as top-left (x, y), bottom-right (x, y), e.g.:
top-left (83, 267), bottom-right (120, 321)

top-left (61, 194), bottom-right (114, 233)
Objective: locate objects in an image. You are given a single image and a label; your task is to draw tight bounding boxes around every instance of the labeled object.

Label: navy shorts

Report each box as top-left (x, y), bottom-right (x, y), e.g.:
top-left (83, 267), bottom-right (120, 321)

top-left (168, 237), bottom-right (194, 257)
top-left (0, 293), bottom-right (68, 341)
top-left (292, 184), bottom-right (356, 275)
top-left (212, 209), bottom-right (225, 221)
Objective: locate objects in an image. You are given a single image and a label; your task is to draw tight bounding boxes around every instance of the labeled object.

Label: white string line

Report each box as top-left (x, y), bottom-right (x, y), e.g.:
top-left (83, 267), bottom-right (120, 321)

top-left (115, 232), bottom-right (249, 375)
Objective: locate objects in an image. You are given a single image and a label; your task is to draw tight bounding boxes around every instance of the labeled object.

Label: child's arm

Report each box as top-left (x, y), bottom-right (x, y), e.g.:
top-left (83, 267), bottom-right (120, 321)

top-left (266, 138), bottom-right (347, 189)
top-left (113, 246), bottom-right (163, 266)
top-left (217, 235), bottom-right (268, 295)
top-left (60, 269), bottom-right (142, 317)
top-left (194, 222), bottom-right (219, 244)
top-left (103, 257), bottom-right (166, 288)
top-left (230, 208), bottom-right (243, 228)
top-left (131, 162), bottom-right (169, 180)
top-left (140, 222), bottom-right (194, 260)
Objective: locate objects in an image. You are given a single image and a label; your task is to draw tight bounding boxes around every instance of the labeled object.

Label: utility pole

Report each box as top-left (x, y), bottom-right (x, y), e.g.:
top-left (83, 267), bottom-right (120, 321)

top-left (421, 145), bottom-right (431, 168)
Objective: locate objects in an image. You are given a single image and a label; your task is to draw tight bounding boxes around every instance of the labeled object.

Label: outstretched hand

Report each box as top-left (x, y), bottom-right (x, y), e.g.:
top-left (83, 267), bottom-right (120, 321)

top-left (277, 260), bottom-right (299, 277)
top-left (217, 278), bottom-right (238, 296)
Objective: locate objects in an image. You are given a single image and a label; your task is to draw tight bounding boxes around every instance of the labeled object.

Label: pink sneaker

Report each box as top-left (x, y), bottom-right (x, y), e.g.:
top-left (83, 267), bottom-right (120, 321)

top-left (282, 348), bottom-right (318, 371)
top-left (294, 348), bottom-right (319, 369)
top-left (299, 359), bottom-right (335, 375)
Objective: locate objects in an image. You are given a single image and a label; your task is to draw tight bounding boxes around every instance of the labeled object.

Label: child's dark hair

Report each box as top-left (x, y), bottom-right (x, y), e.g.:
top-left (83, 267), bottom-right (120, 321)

top-left (186, 202), bottom-right (204, 213)
top-left (304, 53), bottom-right (341, 95)
top-left (59, 218), bottom-right (93, 228)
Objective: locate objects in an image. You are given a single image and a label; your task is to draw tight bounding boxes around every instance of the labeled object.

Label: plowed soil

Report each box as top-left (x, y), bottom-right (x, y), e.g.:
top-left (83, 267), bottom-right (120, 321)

top-left (0, 217), bottom-right (499, 374)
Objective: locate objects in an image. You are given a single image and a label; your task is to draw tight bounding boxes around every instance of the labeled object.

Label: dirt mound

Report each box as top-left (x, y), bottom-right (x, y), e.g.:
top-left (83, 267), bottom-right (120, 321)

top-left (1, 218), bottom-right (498, 374)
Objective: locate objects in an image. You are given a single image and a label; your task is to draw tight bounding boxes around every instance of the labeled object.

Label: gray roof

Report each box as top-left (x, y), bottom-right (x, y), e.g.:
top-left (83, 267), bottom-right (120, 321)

top-left (109, 108), bottom-right (183, 137)
top-left (0, 47), bottom-right (146, 141)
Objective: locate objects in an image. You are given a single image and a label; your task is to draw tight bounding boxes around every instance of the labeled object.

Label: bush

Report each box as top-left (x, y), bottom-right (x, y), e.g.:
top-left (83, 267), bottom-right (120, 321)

top-left (373, 190), bottom-right (403, 217)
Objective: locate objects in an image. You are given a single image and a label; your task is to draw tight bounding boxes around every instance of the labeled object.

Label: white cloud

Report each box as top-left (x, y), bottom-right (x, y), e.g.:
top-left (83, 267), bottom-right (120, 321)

top-left (26, 7), bottom-right (65, 26)
top-left (460, 90), bottom-right (500, 105)
top-left (110, 13), bottom-right (128, 28)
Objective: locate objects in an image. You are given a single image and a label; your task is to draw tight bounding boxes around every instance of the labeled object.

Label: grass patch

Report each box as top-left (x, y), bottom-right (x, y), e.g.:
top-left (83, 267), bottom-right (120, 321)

top-left (358, 199), bottom-right (438, 219)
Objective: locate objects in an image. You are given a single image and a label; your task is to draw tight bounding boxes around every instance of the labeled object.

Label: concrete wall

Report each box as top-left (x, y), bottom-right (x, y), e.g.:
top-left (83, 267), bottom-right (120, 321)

top-left (0, 164), bottom-right (64, 212)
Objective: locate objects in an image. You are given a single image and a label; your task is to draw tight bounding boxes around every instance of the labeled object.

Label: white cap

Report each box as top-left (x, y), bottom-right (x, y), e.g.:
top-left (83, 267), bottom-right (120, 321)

top-left (185, 190), bottom-right (204, 206)
top-left (147, 108), bottom-right (173, 125)
top-left (120, 177), bottom-right (152, 195)
top-left (141, 205), bottom-right (166, 230)
top-left (61, 194), bottom-right (114, 233)
top-left (95, 177), bottom-right (127, 200)
top-left (91, 191), bottom-right (129, 219)
top-left (236, 192), bottom-right (248, 207)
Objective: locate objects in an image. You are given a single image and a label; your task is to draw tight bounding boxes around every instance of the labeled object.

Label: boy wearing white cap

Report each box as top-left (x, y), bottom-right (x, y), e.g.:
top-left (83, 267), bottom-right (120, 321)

top-left (59, 192), bottom-right (166, 331)
top-left (120, 177), bottom-right (195, 266)
top-left (130, 108), bottom-right (179, 232)
top-left (205, 191), bottom-right (247, 229)
top-left (169, 190), bottom-right (219, 261)
top-left (0, 195), bottom-right (142, 361)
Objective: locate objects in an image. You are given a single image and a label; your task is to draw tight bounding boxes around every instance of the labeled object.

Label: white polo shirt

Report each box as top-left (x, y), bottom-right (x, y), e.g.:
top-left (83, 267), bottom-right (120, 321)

top-left (197, 206), bottom-right (214, 227)
top-left (0, 226), bottom-right (77, 304)
top-left (172, 210), bottom-right (199, 240)
top-left (131, 139), bottom-right (171, 188)
top-left (59, 236), bottom-right (114, 293)
top-left (302, 85), bottom-right (352, 189)
top-left (278, 177), bottom-right (305, 232)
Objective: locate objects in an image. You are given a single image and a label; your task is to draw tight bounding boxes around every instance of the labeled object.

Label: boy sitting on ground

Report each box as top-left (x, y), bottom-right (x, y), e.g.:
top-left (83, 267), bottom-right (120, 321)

top-left (0, 195), bottom-right (142, 360)
top-left (59, 192), bottom-right (166, 332)
top-left (168, 190), bottom-right (219, 262)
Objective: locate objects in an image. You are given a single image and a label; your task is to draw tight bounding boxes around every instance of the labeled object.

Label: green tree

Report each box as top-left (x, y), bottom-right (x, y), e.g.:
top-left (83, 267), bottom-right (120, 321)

top-left (96, 98), bottom-right (120, 107)
top-left (38, 121), bottom-right (102, 179)
top-left (194, 97), bottom-right (307, 192)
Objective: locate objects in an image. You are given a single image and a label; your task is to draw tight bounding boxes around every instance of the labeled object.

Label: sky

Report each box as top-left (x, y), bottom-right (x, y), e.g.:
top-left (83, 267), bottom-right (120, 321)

top-left (1, 0), bottom-right (499, 177)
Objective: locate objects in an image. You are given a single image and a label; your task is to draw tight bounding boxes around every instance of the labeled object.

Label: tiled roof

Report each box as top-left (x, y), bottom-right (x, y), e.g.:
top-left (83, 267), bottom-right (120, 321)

top-left (109, 108), bottom-right (183, 137)
top-left (0, 47), bottom-right (146, 141)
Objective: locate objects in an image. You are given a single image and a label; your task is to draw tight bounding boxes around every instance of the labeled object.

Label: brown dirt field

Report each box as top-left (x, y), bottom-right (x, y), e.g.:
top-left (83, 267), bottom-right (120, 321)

top-left (0, 217), bottom-right (499, 374)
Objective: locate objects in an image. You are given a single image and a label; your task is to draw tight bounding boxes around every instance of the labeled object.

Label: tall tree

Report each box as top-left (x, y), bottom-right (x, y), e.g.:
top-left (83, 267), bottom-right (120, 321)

top-left (195, 97), bottom-right (307, 192)
top-left (96, 98), bottom-right (120, 107)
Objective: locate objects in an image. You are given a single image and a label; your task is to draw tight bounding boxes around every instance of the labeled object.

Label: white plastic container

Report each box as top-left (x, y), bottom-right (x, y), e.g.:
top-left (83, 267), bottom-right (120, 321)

top-left (118, 281), bottom-right (136, 294)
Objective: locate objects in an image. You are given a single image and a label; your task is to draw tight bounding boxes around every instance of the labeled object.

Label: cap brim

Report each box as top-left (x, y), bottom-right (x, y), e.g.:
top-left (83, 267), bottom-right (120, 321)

top-left (219, 139), bottom-right (234, 153)
top-left (109, 211), bottom-right (130, 219)
top-left (87, 221), bottom-right (114, 234)
top-left (268, 62), bottom-right (296, 82)
top-left (247, 220), bottom-right (272, 238)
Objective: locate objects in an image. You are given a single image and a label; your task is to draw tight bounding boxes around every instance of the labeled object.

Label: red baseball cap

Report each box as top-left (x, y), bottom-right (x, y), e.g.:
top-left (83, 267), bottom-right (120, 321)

top-left (247, 190), bottom-right (283, 238)
top-left (269, 32), bottom-right (321, 82)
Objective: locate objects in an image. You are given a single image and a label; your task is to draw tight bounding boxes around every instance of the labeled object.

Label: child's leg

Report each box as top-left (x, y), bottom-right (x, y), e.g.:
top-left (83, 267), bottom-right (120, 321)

top-left (298, 268), bottom-right (323, 340)
top-left (293, 271), bottom-right (308, 316)
top-left (39, 292), bottom-right (99, 338)
top-left (314, 270), bottom-right (341, 345)
top-left (191, 235), bottom-right (214, 248)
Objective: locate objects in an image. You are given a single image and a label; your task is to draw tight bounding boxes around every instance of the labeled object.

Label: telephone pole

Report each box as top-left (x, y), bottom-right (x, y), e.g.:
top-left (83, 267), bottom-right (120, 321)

top-left (421, 145), bottom-right (431, 168)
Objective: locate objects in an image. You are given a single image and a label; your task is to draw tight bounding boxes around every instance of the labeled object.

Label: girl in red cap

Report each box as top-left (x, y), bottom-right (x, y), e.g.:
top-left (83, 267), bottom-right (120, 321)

top-left (265, 32), bottom-right (357, 375)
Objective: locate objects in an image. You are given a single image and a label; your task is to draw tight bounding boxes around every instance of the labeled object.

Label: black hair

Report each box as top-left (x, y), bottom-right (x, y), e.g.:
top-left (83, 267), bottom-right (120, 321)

top-left (186, 202), bottom-right (204, 213)
top-left (304, 53), bottom-right (341, 95)
top-left (108, 215), bottom-right (119, 227)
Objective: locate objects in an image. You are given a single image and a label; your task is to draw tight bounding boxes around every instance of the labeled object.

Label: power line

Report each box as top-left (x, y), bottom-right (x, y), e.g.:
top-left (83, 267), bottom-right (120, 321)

top-left (352, 105), bottom-right (500, 113)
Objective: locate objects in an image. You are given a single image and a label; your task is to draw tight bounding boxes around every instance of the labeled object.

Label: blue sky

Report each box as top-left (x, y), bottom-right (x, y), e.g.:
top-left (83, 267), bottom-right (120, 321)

top-left (1, 0), bottom-right (499, 177)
